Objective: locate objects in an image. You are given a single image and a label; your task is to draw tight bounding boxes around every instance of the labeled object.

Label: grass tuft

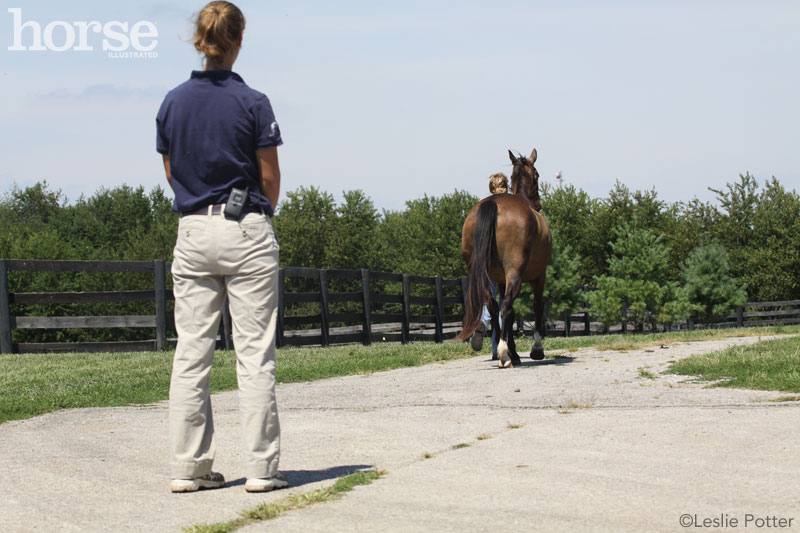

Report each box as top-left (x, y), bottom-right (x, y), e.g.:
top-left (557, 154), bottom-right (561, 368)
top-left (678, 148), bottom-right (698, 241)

top-left (766, 395), bottom-right (800, 402)
top-left (638, 367), bottom-right (657, 380)
top-left (566, 399), bottom-right (594, 409)
top-left (184, 469), bottom-right (385, 533)
top-left (451, 443), bottom-right (471, 449)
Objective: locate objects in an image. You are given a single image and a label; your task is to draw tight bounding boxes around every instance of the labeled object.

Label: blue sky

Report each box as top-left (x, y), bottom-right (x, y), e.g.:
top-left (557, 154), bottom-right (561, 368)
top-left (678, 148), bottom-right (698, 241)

top-left (1, 1), bottom-right (798, 211)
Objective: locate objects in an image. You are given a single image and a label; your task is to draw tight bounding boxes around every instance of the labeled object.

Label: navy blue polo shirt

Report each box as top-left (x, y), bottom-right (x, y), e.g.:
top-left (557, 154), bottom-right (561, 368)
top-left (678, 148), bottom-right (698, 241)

top-left (156, 70), bottom-right (282, 216)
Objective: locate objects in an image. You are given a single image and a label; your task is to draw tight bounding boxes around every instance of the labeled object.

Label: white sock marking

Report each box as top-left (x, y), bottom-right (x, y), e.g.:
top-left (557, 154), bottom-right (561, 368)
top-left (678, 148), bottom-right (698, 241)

top-left (498, 339), bottom-right (509, 368)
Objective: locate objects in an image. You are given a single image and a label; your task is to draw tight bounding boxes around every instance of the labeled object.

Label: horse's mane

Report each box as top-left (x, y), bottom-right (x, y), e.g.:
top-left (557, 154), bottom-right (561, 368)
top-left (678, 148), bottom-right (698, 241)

top-left (510, 155), bottom-right (541, 212)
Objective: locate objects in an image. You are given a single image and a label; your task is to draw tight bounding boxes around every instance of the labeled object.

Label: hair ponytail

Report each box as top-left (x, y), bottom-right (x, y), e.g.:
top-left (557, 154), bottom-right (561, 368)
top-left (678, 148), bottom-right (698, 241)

top-left (193, 1), bottom-right (245, 61)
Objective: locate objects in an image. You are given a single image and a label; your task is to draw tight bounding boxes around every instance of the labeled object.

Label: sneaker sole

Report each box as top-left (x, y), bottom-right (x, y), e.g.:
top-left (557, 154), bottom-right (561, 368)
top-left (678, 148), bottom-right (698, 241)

top-left (171, 479), bottom-right (226, 493)
top-left (245, 479), bottom-right (289, 493)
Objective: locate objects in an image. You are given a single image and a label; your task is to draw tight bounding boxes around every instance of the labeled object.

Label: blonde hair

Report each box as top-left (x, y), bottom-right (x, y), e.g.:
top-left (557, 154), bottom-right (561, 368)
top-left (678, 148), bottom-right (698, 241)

top-left (489, 173), bottom-right (509, 194)
top-left (193, 1), bottom-right (245, 61)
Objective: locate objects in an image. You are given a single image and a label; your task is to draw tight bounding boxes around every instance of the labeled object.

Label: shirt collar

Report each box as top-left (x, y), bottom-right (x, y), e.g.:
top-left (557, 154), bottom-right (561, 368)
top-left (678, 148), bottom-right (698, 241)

top-left (190, 70), bottom-right (244, 83)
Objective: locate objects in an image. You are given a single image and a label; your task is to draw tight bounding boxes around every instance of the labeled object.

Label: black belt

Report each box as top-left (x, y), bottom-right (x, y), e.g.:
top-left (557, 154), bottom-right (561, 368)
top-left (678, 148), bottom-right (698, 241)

top-left (181, 204), bottom-right (264, 219)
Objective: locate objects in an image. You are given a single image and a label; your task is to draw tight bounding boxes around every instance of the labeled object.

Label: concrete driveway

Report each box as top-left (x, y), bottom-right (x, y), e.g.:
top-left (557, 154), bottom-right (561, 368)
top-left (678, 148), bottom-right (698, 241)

top-left (1, 335), bottom-right (798, 532)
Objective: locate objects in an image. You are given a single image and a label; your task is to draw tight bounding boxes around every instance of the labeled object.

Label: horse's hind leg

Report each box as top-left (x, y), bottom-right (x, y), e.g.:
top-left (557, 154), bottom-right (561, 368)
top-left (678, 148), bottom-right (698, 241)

top-left (530, 277), bottom-right (546, 360)
top-left (487, 292), bottom-right (501, 361)
top-left (498, 274), bottom-right (522, 368)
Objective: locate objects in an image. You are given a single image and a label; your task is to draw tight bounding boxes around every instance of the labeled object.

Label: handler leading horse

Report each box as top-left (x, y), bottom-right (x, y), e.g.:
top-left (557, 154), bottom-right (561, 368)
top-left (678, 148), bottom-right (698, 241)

top-left (459, 149), bottom-right (552, 368)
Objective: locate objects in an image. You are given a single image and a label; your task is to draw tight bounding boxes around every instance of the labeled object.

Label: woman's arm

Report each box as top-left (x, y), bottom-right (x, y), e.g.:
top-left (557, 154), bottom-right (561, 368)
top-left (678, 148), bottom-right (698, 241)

top-left (256, 147), bottom-right (281, 209)
top-left (162, 154), bottom-right (173, 190)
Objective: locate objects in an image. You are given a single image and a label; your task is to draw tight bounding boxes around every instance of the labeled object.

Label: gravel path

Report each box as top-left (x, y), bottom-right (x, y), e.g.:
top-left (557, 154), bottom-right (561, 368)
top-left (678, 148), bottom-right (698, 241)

top-left (2, 335), bottom-right (798, 532)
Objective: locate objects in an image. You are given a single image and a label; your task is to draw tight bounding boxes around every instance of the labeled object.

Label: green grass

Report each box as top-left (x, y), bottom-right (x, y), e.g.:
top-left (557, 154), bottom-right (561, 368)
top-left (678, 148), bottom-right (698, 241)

top-left (2, 324), bottom-right (797, 424)
top-left (638, 367), bottom-right (657, 380)
top-left (184, 469), bottom-right (385, 533)
top-left (0, 342), bottom-right (475, 424)
top-left (534, 324), bottom-right (800, 355)
top-left (669, 336), bottom-right (800, 392)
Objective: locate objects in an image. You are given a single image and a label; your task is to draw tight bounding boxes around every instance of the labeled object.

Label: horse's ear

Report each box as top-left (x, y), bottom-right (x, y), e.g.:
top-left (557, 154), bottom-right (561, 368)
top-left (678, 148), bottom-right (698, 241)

top-left (529, 148), bottom-right (537, 163)
top-left (508, 150), bottom-right (517, 164)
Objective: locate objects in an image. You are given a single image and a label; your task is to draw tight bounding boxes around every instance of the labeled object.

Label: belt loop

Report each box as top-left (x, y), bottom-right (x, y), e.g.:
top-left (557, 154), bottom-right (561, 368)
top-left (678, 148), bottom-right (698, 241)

top-left (207, 205), bottom-right (212, 216)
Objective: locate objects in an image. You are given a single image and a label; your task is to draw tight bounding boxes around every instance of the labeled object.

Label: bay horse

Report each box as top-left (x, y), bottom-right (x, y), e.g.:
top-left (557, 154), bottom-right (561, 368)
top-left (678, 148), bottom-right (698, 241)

top-left (458, 149), bottom-right (552, 368)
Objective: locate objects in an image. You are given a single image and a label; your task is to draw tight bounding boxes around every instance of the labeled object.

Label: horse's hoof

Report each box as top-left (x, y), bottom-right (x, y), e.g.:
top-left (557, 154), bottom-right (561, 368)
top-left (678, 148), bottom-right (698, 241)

top-left (530, 347), bottom-right (545, 360)
top-left (511, 356), bottom-right (522, 367)
top-left (499, 359), bottom-right (513, 369)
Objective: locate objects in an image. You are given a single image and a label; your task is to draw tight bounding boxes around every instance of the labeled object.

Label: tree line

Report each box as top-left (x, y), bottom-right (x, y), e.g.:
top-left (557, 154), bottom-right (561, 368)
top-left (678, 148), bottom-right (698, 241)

top-left (1, 172), bottom-right (798, 340)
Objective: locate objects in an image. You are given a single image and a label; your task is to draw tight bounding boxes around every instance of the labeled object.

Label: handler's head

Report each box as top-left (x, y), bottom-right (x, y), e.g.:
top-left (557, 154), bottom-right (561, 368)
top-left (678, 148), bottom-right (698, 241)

top-left (489, 173), bottom-right (509, 194)
top-left (194, 1), bottom-right (246, 63)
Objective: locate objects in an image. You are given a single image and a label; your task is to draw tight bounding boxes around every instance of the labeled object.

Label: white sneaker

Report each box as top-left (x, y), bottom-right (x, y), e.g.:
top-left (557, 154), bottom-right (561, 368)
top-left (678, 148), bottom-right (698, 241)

top-left (245, 473), bottom-right (289, 493)
top-left (171, 471), bottom-right (226, 493)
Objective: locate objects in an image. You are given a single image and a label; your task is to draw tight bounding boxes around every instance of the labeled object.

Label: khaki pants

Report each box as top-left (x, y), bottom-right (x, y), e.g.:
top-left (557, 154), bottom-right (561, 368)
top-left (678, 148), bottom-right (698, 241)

top-left (169, 209), bottom-right (280, 480)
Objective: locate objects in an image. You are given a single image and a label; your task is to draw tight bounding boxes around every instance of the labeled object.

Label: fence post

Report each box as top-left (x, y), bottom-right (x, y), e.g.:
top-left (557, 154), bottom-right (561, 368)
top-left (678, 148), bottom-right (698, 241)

top-left (434, 275), bottom-right (444, 343)
top-left (401, 274), bottom-right (411, 344)
top-left (583, 311), bottom-right (590, 336)
top-left (277, 268), bottom-right (285, 348)
top-left (154, 259), bottom-right (167, 351)
top-left (564, 312), bottom-right (570, 338)
top-left (736, 306), bottom-right (744, 327)
top-left (621, 302), bottom-right (628, 334)
top-left (319, 269), bottom-right (330, 346)
top-left (361, 269), bottom-right (372, 346)
top-left (0, 260), bottom-right (13, 354)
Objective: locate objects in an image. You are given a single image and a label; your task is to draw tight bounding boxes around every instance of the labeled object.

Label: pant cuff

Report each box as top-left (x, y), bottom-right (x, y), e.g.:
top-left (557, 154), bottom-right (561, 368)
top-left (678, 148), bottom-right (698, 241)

top-left (243, 460), bottom-right (280, 479)
top-left (171, 459), bottom-right (214, 479)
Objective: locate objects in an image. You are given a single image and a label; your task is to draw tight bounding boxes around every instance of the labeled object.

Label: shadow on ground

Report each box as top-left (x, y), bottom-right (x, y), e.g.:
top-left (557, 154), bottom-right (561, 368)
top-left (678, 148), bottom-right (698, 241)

top-left (479, 356), bottom-right (576, 369)
top-left (226, 465), bottom-right (375, 490)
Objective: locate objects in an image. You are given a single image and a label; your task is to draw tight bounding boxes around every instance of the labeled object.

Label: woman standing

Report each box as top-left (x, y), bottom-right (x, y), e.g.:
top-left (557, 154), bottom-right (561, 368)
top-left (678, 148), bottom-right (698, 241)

top-left (156, 1), bottom-right (286, 493)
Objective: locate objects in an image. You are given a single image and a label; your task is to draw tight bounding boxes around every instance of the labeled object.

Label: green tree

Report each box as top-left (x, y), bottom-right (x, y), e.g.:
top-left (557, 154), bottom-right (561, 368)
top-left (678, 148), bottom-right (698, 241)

top-left (681, 244), bottom-right (747, 324)
top-left (327, 189), bottom-right (380, 270)
top-left (586, 219), bottom-right (675, 330)
top-left (0, 180), bottom-right (65, 230)
top-left (272, 186), bottom-right (336, 268)
top-left (710, 173), bottom-right (759, 287)
top-left (376, 190), bottom-right (477, 277)
top-left (540, 183), bottom-right (597, 283)
top-left (541, 230), bottom-right (584, 324)
top-left (665, 198), bottom-right (721, 278)
top-left (746, 178), bottom-right (800, 301)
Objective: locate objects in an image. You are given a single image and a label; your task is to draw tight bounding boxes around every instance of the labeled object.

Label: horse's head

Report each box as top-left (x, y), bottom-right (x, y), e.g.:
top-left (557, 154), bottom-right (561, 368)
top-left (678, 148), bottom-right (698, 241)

top-left (508, 148), bottom-right (541, 212)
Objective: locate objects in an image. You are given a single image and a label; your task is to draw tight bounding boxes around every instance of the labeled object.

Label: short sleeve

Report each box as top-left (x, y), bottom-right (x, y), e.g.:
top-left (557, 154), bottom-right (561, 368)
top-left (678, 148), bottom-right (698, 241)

top-left (155, 98), bottom-right (170, 154)
top-left (253, 94), bottom-right (283, 149)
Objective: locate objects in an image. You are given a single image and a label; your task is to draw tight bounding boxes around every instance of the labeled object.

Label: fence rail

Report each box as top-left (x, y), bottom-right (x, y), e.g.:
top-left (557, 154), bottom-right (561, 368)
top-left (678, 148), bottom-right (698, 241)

top-left (2, 259), bottom-right (799, 354)
top-left (0, 259), bottom-right (466, 353)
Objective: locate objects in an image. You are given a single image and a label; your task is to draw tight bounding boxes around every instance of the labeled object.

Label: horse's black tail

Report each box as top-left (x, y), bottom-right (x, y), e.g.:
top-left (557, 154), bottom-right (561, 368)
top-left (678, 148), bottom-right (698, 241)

top-left (459, 200), bottom-right (498, 341)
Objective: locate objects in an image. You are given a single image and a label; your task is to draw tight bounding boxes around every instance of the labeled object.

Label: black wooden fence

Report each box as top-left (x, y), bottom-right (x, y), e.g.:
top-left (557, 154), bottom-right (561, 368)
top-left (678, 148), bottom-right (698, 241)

top-left (277, 266), bottom-right (465, 347)
top-left (2, 259), bottom-right (800, 354)
top-left (1, 259), bottom-right (172, 354)
top-left (0, 260), bottom-right (466, 354)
